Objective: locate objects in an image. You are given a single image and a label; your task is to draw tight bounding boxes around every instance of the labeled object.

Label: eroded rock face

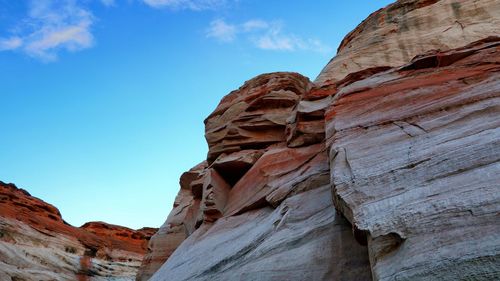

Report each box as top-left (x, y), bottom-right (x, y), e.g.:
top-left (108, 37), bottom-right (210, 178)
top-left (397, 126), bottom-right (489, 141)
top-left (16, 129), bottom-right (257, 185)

top-left (132, 67), bottom-right (372, 281)
top-left (0, 181), bottom-right (156, 281)
top-left (151, 186), bottom-right (371, 281)
top-left (325, 38), bottom-right (500, 281)
top-left (205, 72), bottom-right (313, 163)
top-left (315, 0), bottom-right (500, 84)
top-left (141, 40), bottom-right (499, 281)
top-left (139, 71), bottom-right (361, 281)
top-left (141, 2), bottom-right (499, 281)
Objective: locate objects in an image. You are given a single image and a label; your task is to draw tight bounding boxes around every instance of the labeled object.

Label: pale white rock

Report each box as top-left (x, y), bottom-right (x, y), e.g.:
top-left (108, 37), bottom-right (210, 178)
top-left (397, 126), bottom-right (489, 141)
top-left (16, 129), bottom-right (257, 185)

top-left (315, 0), bottom-right (500, 84)
top-left (0, 218), bottom-right (142, 281)
top-left (150, 186), bottom-right (372, 281)
top-left (326, 40), bottom-right (500, 280)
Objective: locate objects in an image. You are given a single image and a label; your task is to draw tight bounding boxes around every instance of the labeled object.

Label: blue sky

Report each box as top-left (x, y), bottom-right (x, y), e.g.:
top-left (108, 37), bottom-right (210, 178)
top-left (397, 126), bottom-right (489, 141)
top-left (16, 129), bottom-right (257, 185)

top-left (0, 0), bottom-right (393, 229)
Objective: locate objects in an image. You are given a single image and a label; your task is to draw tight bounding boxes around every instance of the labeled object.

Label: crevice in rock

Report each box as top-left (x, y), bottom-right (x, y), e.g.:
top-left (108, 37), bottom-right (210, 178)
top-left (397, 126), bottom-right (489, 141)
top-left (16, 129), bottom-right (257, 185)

top-left (352, 224), bottom-right (369, 246)
top-left (212, 161), bottom-right (254, 187)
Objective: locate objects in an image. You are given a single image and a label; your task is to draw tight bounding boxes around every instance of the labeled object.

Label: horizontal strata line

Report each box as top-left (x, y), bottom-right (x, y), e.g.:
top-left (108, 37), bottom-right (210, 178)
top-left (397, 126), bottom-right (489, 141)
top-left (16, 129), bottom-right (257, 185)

top-left (425, 157), bottom-right (500, 184)
top-left (330, 93), bottom-right (499, 134)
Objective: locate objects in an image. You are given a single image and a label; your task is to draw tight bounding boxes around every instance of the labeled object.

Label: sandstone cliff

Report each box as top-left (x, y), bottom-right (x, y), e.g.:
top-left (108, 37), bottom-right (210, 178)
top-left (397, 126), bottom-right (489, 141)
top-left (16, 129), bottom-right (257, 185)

top-left (0, 181), bottom-right (157, 281)
top-left (316, 0), bottom-right (500, 84)
top-left (137, 0), bottom-right (500, 280)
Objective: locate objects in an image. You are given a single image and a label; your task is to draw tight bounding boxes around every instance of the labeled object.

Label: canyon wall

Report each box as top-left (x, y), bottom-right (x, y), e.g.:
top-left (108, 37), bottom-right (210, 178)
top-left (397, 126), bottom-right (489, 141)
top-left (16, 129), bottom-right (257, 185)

top-left (138, 0), bottom-right (500, 280)
top-left (315, 0), bottom-right (500, 84)
top-left (325, 38), bottom-right (500, 280)
top-left (0, 181), bottom-right (157, 281)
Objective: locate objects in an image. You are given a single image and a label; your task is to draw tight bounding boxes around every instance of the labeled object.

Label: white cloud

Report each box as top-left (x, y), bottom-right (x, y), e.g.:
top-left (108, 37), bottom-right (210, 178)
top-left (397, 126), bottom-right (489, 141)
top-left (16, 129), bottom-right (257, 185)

top-left (206, 19), bottom-right (237, 42)
top-left (255, 35), bottom-right (294, 51)
top-left (143, 0), bottom-right (226, 10)
top-left (0, 0), bottom-right (95, 61)
top-left (242, 19), bottom-right (269, 32)
top-left (0, 37), bottom-right (23, 51)
top-left (206, 19), bottom-right (332, 54)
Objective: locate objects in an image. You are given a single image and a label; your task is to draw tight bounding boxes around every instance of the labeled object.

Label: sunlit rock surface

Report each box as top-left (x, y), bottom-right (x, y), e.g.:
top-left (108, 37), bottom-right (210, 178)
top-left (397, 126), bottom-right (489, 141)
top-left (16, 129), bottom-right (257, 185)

top-left (315, 0), bottom-right (500, 84)
top-left (326, 38), bottom-right (500, 281)
top-left (140, 2), bottom-right (500, 278)
top-left (204, 72), bottom-right (313, 163)
top-left (2, 0), bottom-right (498, 280)
top-left (138, 71), bottom-right (365, 281)
top-left (151, 186), bottom-right (371, 281)
top-left (0, 181), bottom-right (156, 281)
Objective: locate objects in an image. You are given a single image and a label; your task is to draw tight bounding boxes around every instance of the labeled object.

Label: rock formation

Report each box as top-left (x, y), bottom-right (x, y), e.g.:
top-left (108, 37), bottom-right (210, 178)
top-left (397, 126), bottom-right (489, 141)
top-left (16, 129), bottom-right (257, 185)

top-left (326, 37), bottom-right (500, 280)
top-left (0, 181), bottom-right (157, 281)
top-left (315, 0), bottom-right (500, 84)
top-left (138, 0), bottom-right (500, 280)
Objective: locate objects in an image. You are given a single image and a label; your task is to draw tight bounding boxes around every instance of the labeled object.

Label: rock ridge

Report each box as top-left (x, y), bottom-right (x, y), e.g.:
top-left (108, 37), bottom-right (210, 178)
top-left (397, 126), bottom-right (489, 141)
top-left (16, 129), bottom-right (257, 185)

top-left (0, 181), bottom-right (157, 281)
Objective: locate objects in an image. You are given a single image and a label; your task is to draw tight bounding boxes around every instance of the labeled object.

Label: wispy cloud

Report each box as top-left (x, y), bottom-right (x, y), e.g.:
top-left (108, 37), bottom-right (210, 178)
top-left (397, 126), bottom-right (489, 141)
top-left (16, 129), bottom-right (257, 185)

top-left (206, 19), bottom-right (237, 42)
top-left (0, 0), bottom-right (94, 62)
top-left (242, 20), bottom-right (269, 32)
top-left (142, 0), bottom-right (227, 10)
top-left (206, 19), bottom-right (332, 53)
top-left (0, 37), bottom-right (23, 51)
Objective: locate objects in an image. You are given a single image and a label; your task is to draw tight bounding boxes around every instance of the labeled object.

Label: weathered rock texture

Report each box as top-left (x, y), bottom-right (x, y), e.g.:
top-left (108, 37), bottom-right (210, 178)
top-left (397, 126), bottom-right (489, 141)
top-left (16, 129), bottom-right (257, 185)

top-left (326, 38), bottom-right (500, 281)
top-left (205, 72), bottom-right (312, 163)
top-left (0, 181), bottom-right (157, 281)
top-left (316, 0), bottom-right (500, 84)
top-left (137, 72), bottom-right (366, 281)
top-left (139, 1), bottom-right (500, 279)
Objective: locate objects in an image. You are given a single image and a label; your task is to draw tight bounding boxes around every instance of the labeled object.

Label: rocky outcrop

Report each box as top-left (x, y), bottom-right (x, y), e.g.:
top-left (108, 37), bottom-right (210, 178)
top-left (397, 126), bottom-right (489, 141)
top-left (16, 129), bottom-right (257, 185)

top-left (3, 0), bottom-right (497, 280)
top-left (0, 181), bottom-right (157, 281)
top-left (315, 0), bottom-right (500, 84)
top-left (326, 38), bottom-right (500, 280)
top-left (152, 186), bottom-right (371, 281)
top-left (205, 72), bottom-right (312, 163)
top-left (135, 70), bottom-right (374, 281)
top-left (138, 1), bottom-right (500, 279)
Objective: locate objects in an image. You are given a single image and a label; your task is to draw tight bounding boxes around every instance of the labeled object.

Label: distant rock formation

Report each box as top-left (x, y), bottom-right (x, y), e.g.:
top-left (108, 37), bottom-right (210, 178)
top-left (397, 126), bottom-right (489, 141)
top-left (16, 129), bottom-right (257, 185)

top-left (0, 181), bottom-right (157, 281)
top-left (137, 0), bottom-right (500, 280)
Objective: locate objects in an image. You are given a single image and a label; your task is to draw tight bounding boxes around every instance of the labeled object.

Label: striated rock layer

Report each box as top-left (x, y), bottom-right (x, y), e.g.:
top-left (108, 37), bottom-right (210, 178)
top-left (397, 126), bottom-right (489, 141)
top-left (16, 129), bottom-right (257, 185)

top-left (0, 181), bottom-right (157, 281)
top-left (138, 1), bottom-right (500, 279)
top-left (315, 0), bottom-right (500, 85)
top-left (326, 38), bottom-right (500, 281)
top-left (138, 71), bottom-right (372, 281)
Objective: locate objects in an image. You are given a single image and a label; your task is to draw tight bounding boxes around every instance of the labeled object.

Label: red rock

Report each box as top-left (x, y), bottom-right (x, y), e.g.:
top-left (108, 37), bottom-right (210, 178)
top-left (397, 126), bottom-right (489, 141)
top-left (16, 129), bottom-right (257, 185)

top-left (211, 150), bottom-right (263, 186)
top-left (286, 96), bottom-right (331, 148)
top-left (204, 72), bottom-right (312, 162)
top-left (151, 186), bottom-right (371, 281)
top-left (224, 142), bottom-right (329, 215)
top-left (200, 169), bottom-right (231, 223)
top-left (0, 181), bottom-right (157, 280)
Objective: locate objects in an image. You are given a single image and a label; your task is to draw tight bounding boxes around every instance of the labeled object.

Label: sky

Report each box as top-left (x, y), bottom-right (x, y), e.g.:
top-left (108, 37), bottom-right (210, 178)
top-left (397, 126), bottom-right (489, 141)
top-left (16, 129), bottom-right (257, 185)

top-left (0, 0), bottom-right (394, 230)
